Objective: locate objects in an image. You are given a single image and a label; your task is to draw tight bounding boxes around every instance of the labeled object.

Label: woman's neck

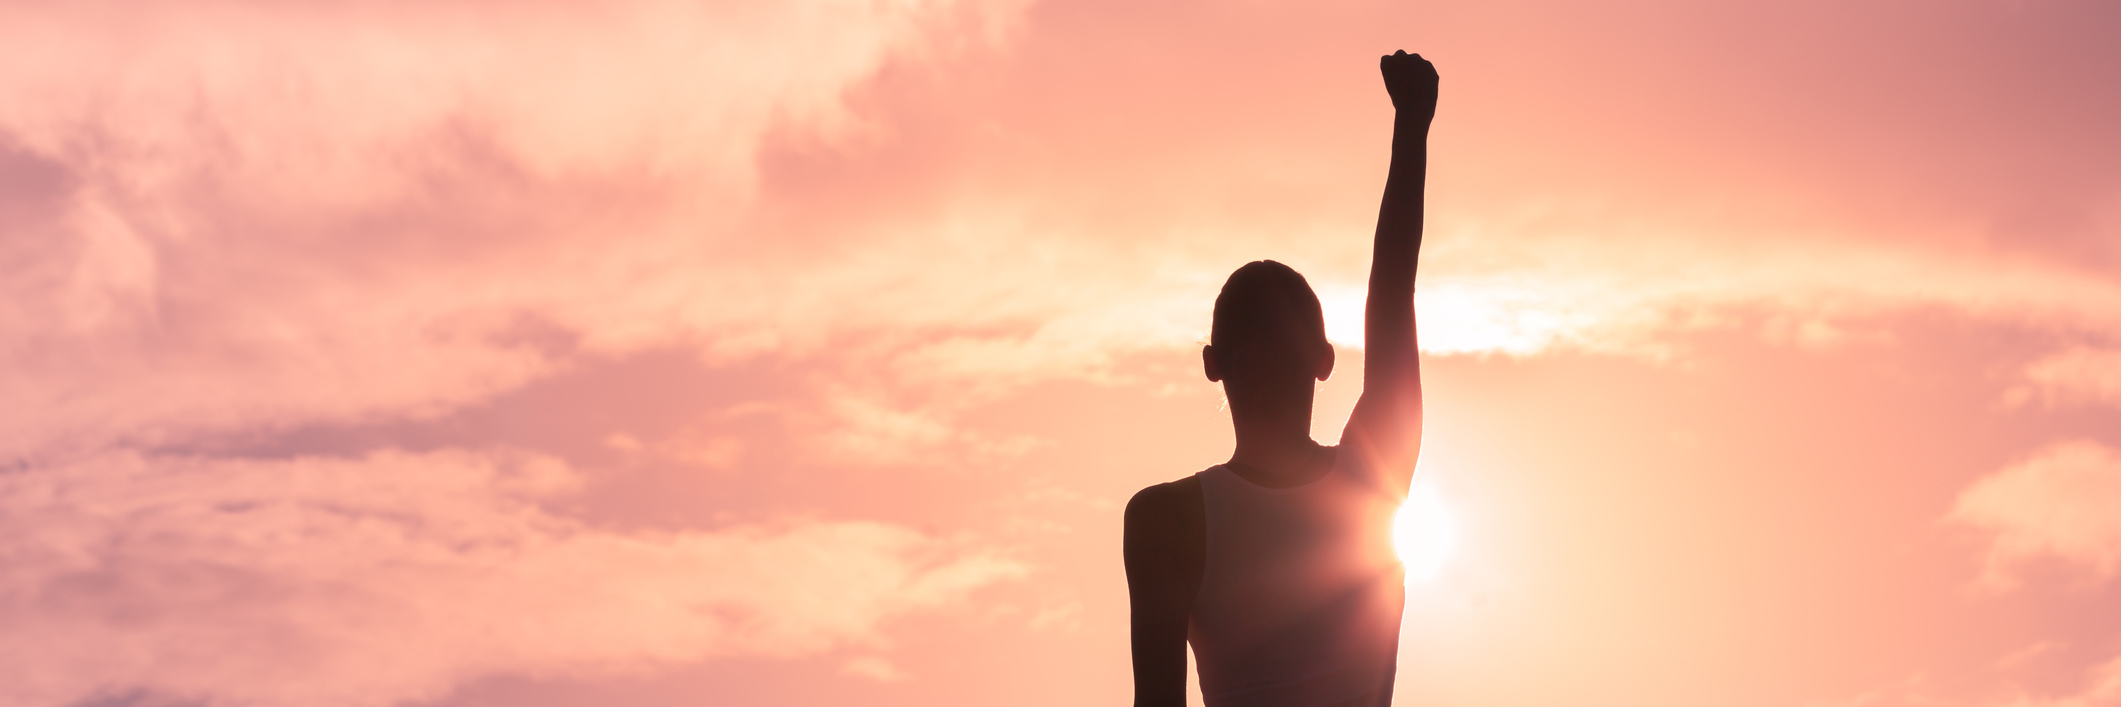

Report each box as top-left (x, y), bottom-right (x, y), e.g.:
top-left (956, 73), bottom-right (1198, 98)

top-left (1227, 428), bottom-right (1332, 489)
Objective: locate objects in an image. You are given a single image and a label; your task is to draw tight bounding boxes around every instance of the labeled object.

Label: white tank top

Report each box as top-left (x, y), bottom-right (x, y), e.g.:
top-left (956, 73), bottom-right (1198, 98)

top-left (1190, 454), bottom-right (1406, 707)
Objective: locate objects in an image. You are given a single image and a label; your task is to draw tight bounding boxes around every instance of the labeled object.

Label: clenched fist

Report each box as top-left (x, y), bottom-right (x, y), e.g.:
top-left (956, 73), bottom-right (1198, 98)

top-left (1381, 50), bottom-right (1438, 129)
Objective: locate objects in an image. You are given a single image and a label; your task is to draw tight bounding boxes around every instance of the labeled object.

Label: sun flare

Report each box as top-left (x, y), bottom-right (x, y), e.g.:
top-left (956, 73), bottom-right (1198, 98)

top-left (1392, 484), bottom-right (1457, 584)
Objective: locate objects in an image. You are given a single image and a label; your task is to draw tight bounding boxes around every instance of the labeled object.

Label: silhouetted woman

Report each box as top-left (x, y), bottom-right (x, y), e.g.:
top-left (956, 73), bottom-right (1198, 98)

top-left (1123, 51), bottom-right (1438, 707)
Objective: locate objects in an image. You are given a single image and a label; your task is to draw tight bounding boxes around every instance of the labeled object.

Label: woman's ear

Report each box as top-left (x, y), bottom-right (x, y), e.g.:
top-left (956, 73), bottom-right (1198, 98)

top-left (1203, 345), bottom-right (1224, 382)
top-left (1315, 342), bottom-right (1336, 381)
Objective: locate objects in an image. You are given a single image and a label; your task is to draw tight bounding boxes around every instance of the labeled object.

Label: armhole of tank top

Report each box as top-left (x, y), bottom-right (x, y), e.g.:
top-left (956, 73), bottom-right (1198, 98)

top-left (1332, 443), bottom-right (1358, 475)
top-left (1327, 442), bottom-right (1380, 493)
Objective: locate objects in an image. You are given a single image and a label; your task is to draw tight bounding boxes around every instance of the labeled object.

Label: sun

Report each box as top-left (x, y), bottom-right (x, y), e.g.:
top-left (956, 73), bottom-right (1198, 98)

top-left (1392, 484), bottom-right (1457, 584)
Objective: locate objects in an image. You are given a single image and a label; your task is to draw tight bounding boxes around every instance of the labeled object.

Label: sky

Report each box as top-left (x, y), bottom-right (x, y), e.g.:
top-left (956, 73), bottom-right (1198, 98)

top-left (3, 0), bottom-right (2121, 705)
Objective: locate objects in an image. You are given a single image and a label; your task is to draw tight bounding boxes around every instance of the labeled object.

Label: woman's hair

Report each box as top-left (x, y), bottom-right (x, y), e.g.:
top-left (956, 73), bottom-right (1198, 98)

top-left (1210, 260), bottom-right (1328, 361)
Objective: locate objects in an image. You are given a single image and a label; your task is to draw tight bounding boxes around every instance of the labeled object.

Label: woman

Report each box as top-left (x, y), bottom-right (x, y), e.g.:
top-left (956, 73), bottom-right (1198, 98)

top-left (1123, 50), bottom-right (1438, 707)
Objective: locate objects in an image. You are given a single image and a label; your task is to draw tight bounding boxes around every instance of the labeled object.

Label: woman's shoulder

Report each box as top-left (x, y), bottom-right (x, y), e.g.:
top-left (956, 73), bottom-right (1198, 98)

top-left (1126, 473), bottom-right (1204, 518)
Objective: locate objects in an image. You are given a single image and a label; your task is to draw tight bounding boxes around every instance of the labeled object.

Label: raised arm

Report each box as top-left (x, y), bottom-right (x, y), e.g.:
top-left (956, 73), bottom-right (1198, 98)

top-left (1341, 51), bottom-right (1437, 496)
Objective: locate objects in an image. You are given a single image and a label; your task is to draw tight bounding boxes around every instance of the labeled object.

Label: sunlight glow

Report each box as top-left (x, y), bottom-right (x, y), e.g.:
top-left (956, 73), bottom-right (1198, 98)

top-left (1393, 484), bottom-right (1457, 584)
top-left (1316, 279), bottom-right (1582, 356)
top-left (1317, 282), bottom-right (1369, 348)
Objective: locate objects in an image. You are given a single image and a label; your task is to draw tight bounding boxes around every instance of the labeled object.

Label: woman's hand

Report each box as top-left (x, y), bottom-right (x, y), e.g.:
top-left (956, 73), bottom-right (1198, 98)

top-left (1381, 50), bottom-right (1439, 130)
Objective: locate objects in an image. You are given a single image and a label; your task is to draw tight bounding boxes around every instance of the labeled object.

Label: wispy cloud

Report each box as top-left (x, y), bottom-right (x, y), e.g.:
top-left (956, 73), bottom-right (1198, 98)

top-left (2009, 347), bottom-right (2121, 410)
top-left (0, 0), bottom-right (1026, 459)
top-left (0, 3), bottom-right (1034, 705)
top-left (1950, 441), bottom-right (2121, 588)
top-left (0, 449), bottom-right (1022, 707)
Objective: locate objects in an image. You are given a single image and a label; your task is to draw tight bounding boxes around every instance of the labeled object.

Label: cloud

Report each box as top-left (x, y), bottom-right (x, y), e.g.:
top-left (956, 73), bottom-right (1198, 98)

top-left (0, 448), bottom-right (1023, 707)
top-left (1949, 441), bottom-right (2121, 587)
top-left (0, 0), bottom-right (1027, 459)
top-left (5, 0), bottom-right (2119, 470)
top-left (1996, 655), bottom-right (2121, 707)
top-left (1812, 658), bottom-right (2121, 707)
top-left (0, 10), bottom-right (1059, 703)
top-left (1394, 210), bottom-right (2121, 358)
top-left (2009, 347), bottom-right (2121, 410)
top-left (841, 656), bottom-right (913, 682)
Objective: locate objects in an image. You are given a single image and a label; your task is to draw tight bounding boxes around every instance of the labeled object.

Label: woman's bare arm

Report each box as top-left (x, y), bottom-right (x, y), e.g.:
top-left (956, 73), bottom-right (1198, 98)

top-left (1342, 51), bottom-right (1438, 496)
top-left (1124, 480), bottom-right (1198, 707)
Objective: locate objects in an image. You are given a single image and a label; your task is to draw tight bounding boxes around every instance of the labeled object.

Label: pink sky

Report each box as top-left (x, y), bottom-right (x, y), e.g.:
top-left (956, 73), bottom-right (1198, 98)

top-left (4, 0), bottom-right (2121, 705)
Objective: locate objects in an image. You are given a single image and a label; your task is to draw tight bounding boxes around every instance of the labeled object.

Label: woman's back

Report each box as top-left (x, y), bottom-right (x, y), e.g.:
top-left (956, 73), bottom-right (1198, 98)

top-left (1189, 457), bottom-right (1404, 707)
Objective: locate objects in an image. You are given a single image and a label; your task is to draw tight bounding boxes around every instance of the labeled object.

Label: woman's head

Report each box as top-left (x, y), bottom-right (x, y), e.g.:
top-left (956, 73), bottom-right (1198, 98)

top-left (1205, 260), bottom-right (1333, 386)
